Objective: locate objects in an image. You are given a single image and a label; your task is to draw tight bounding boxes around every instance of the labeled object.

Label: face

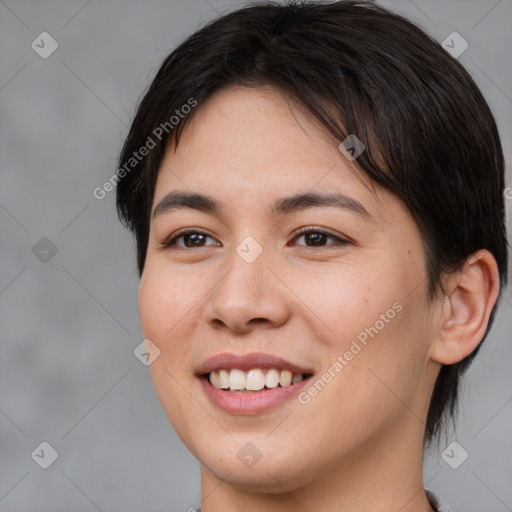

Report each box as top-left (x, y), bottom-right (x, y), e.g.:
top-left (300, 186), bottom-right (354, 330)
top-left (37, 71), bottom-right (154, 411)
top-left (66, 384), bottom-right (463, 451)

top-left (139, 85), bottom-right (440, 493)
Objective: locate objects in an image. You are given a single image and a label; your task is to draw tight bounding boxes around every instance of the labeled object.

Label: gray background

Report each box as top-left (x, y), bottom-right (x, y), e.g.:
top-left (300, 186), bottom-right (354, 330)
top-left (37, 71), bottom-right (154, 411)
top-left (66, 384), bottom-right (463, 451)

top-left (1, 0), bottom-right (511, 510)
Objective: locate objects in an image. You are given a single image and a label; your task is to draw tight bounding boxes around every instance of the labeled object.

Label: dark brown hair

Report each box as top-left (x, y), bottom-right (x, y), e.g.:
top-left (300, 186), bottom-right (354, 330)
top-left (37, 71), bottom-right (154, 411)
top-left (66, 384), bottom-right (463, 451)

top-left (116, 0), bottom-right (508, 449)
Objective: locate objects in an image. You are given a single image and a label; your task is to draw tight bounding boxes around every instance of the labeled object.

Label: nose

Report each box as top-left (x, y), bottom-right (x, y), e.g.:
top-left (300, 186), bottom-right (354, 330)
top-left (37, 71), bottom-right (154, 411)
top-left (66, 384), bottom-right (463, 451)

top-left (204, 240), bottom-right (291, 334)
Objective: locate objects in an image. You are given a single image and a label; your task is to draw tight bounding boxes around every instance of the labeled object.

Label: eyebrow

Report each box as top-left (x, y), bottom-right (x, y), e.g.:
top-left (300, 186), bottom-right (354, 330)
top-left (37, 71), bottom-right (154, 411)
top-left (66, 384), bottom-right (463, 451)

top-left (152, 190), bottom-right (372, 220)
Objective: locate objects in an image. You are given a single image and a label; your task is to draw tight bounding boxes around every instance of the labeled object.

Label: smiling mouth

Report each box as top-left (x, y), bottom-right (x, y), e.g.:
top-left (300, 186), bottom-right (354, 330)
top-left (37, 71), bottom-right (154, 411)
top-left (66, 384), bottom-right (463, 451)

top-left (201, 368), bottom-right (314, 393)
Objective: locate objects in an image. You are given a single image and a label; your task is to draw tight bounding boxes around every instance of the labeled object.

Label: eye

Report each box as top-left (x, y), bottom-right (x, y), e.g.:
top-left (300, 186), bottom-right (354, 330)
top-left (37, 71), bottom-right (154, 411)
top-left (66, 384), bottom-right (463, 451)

top-left (162, 228), bottom-right (219, 249)
top-left (290, 227), bottom-right (350, 248)
top-left (161, 227), bottom-right (350, 250)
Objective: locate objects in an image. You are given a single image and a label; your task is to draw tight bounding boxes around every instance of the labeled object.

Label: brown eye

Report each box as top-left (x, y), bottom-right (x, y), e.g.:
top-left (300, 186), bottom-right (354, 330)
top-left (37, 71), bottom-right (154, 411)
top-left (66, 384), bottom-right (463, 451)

top-left (163, 229), bottom-right (219, 249)
top-left (291, 228), bottom-right (349, 248)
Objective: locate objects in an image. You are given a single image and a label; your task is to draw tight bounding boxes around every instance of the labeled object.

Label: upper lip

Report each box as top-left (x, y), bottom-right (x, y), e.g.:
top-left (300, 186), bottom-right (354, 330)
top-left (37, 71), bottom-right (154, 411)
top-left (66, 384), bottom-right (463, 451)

top-left (195, 352), bottom-right (315, 376)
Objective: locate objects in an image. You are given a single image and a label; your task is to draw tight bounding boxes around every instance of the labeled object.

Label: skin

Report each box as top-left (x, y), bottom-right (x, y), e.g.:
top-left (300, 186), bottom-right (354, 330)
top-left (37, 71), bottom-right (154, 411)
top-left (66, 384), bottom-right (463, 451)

top-left (138, 84), bottom-right (500, 512)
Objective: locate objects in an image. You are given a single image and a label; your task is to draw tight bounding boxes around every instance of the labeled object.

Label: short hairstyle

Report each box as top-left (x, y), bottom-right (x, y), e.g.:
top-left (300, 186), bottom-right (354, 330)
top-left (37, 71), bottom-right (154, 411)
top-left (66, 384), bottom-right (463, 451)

top-left (116, 0), bottom-right (508, 449)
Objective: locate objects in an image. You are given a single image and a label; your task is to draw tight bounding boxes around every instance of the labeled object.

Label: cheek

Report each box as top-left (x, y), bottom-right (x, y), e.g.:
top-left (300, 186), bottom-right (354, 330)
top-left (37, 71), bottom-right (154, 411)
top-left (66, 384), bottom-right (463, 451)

top-left (137, 263), bottom-right (204, 387)
top-left (334, 290), bottom-right (431, 423)
top-left (303, 257), bottom-right (429, 411)
top-left (300, 307), bottom-right (429, 453)
top-left (138, 264), bottom-right (201, 438)
top-left (138, 261), bottom-right (200, 341)
top-left (289, 258), bottom-right (396, 342)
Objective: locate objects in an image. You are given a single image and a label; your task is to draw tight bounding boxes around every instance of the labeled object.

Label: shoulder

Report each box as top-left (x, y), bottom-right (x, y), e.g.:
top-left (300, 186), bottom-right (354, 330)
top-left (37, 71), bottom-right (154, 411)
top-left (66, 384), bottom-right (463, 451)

top-left (193, 491), bottom-right (453, 512)
top-left (425, 488), bottom-right (454, 512)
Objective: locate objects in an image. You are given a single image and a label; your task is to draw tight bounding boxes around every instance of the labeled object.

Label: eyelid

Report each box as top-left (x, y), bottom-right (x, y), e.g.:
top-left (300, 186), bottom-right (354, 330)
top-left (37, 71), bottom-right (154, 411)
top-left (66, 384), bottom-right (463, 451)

top-left (290, 226), bottom-right (351, 246)
top-left (161, 226), bottom-right (351, 250)
top-left (161, 227), bottom-right (217, 248)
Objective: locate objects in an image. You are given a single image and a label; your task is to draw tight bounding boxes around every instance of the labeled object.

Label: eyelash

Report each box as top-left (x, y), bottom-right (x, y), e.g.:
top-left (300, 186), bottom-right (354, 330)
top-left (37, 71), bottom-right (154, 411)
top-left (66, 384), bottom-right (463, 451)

top-left (161, 227), bottom-right (350, 250)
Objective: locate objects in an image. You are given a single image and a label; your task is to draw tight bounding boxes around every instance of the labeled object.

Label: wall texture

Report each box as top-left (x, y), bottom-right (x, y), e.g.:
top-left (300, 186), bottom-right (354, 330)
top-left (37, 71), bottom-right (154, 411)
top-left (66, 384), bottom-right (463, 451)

top-left (1, 0), bottom-right (511, 510)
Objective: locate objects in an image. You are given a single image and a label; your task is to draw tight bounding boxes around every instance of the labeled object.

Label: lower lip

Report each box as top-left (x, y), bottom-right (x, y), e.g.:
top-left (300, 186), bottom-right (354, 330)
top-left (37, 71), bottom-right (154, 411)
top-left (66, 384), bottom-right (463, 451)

top-left (199, 375), bottom-right (313, 414)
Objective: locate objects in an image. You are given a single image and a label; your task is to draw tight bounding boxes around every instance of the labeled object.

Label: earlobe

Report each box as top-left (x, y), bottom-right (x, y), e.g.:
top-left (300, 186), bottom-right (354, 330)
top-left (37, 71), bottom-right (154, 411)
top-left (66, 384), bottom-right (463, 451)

top-left (429, 250), bottom-right (500, 365)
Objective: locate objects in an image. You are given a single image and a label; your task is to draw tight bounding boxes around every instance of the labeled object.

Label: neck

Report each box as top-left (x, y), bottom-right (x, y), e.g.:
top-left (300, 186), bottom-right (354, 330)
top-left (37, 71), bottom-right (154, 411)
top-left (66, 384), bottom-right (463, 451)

top-left (199, 412), bottom-right (435, 512)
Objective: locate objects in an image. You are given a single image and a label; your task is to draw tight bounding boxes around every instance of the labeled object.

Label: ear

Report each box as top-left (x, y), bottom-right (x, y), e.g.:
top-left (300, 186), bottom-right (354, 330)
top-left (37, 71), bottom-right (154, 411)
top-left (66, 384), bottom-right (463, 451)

top-left (429, 250), bottom-right (501, 365)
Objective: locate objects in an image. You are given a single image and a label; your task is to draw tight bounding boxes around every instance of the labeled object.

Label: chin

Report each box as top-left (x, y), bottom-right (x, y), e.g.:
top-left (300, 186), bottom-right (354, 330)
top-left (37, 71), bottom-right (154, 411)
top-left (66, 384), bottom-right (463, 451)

top-left (198, 440), bottom-right (319, 494)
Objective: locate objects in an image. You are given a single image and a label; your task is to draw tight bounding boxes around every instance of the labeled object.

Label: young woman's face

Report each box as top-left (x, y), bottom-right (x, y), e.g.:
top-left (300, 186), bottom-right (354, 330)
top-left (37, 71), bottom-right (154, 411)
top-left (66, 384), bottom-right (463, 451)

top-left (139, 85), bottom-right (440, 492)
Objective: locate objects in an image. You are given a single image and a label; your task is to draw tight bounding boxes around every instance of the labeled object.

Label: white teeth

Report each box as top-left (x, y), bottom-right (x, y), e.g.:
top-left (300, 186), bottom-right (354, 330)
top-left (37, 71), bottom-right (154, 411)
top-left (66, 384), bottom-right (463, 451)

top-left (208, 368), bottom-right (307, 391)
top-left (279, 369), bottom-right (292, 387)
top-left (219, 369), bottom-right (230, 389)
top-left (265, 368), bottom-right (280, 388)
top-left (246, 369), bottom-right (265, 390)
top-left (229, 369), bottom-right (245, 390)
top-left (209, 369), bottom-right (221, 388)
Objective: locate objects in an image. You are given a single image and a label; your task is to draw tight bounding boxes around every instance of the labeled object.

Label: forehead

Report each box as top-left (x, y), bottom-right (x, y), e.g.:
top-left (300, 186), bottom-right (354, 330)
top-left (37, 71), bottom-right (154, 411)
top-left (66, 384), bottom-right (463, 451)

top-left (152, 85), bottom-right (404, 228)
top-left (172, 85), bottom-right (342, 171)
